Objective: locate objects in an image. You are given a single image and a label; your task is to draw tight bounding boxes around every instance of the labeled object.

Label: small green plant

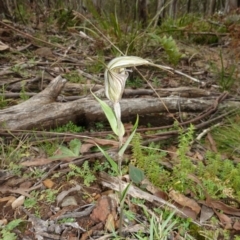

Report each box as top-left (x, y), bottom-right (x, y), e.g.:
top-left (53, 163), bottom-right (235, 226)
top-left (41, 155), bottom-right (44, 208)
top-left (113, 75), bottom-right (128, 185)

top-left (8, 162), bottom-right (23, 176)
top-left (24, 197), bottom-right (38, 209)
top-left (95, 121), bottom-right (105, 131)
top-left (131, 133), bottom-right (169, 188)
top-left (51, 138), bottom-right (82, 159)
top-left (11, 64), bottom-right (29, 78)
top-left (43, 189), bottom-right (58, 203)
top-left (54, 8), bottom-right (80, 29)
top-left (0, 85), bottom-right (8, 109)
top-left (58, 218), bottom-right (75, 224)
top-left (126, 77), bottom-right (144, 88)
top-left (63, 71), bottom-right (85, 84)
top-left (149, 34), bottom-right (182, 65)
top-left (133, 206), bottom-right (177, 240)
top-left (25, 168), bottom-right (45, 179)
top-left (40, 141), bottom-right (60, 157)
top-left (53, 121), bottom-right (85, 133)
top-left (0, 219), bottom-right (23, 240)
top-left (211, 51), bottom-right (236, 91)
top-left (20, 83), bottom-right (29, 101)
top-left (67, 162), bottom-right (96, 187)
top-left (212, 116), bottom-right (240, 156)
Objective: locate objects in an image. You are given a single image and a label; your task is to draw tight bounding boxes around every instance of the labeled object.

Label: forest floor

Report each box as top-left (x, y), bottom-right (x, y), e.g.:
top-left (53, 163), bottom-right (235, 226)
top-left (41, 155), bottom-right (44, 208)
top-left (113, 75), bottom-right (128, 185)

top-left (1, 13), bottom-right (240, 240)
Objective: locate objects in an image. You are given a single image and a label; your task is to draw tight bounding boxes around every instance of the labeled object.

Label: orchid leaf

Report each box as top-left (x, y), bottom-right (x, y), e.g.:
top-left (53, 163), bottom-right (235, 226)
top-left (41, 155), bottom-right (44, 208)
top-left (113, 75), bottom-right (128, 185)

top-left (118, 115), bottom-right (139, 156)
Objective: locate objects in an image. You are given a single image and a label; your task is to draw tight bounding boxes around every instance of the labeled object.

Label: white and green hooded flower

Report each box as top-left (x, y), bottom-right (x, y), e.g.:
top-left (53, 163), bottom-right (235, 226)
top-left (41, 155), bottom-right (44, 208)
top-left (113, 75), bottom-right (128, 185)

top-left (104, 56), bottom-right (151, 145)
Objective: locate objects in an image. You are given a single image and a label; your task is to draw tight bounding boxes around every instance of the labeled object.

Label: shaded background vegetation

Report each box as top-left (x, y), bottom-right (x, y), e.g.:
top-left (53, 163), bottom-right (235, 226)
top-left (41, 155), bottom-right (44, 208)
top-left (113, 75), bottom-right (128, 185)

top-left (0, 0), bottom-right (239, 26)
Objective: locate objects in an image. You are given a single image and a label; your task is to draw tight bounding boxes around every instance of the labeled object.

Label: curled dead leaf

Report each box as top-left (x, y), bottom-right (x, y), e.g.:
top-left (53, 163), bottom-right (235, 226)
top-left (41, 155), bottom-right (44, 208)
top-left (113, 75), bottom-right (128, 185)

top-left (169, 190), bottom-right (201, 215)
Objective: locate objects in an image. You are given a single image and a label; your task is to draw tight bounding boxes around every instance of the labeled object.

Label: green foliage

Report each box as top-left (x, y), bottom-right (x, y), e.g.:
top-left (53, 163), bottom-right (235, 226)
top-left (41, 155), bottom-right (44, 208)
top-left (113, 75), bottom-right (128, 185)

top-left (14, 3), bottom-right (31, 24)
top-left (25, 168), bottom-right (45, 179)
top-left (39, 141), bottom-right (59, 157)
top-left (149, 34), bottom-right (182, 65)
top-left (0, 85), bottom-right (8, 109)
top-left (95, 121), bottom-right (105, 131)
top-left (212, 116), bottom-right (240, 156)
top-left (20, 83), bottom-right (29, 101)
top-left (131, 134), bottom-right (168, 187)
top-left (137, 206), bottom-right (177, 240)
top-left (67, 162), bottom-right (96, 187)
top-left (51, 139), bottom-right (81, 159)
top-left (0, 219), bottom-right (23, 240)
top-left (93, 160), bottom-right (110, 173)
top-left (129, 164), bottom-right (145, 184)
top-left (54, 8), bottom-right (79, 29)
top-left (159, 15), bottom-right (226, 45)
top-left (58, 218), bottom-right (75, 224)
top-left (131, 124), bottom-right (240, 199)
top-left (210, 51), bottom-right (236, 91)
top-left (126, 77), bottom-right (144, 88)
top-left (11, 64), bottom-right (29, 78)
top-left (53, 121), bottom-right (85, 133)
top-left (43, 189), bottom-right (58, 203)
top-left (24, 198), bottom-right (37, 209)
top-left (96, 145), bottom-right (119, 175)
top-left (92, 92), bottom-right (124, 137)
top-left (63, 71), bottom-right (85, 84)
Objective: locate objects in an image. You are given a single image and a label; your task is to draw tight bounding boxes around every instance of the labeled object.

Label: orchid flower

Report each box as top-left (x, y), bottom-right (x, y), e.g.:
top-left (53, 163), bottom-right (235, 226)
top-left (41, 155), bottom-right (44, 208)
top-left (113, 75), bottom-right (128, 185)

top-left (104, 56), bottom-right (151, 146)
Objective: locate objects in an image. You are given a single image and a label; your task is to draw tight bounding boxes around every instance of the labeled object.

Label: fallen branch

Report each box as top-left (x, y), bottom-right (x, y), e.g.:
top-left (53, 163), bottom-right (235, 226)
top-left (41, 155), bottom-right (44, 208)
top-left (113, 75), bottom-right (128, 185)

top-left (0, 75), bottom-right (237, 130)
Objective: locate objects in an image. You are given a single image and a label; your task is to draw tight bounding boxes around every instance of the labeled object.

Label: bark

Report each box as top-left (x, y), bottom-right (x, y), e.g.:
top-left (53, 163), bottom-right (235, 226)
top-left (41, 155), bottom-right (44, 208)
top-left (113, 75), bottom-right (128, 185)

top-left (187, 0), bottom-right (191, 13)
top-left (0, 75), bottom-right (236, 131)
top-left (225, 0), bottom-right (238, 13)
top-left (169, 0), bottom-right (178, 19)
top-left (208, 0), bottom-right (217, 15)
top-left (0, 0), bottom-right (11, 19)
top-left (139, 0), bottom-right (148, 26)
top-left (154, 0), bottom-right (165, 27)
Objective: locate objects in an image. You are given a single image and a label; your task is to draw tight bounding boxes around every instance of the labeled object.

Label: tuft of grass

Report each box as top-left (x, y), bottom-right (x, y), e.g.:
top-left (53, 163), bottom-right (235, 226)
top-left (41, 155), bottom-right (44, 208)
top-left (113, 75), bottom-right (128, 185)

top-left (212, 115), bottom-right (240, 156)
top-left (210, 51), bottom-right (237, 91)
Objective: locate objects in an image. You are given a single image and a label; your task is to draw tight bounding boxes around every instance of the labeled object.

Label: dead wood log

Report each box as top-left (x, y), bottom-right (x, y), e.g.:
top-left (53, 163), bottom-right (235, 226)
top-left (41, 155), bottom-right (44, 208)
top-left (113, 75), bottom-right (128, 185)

top-left (0, 75), bottom-right (237, 130)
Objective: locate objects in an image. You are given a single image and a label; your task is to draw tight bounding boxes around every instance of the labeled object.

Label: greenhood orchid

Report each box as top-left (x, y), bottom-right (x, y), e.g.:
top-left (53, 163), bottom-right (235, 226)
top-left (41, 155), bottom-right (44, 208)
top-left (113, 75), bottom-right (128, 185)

top-left (104, 56), bottom-right (151, 146)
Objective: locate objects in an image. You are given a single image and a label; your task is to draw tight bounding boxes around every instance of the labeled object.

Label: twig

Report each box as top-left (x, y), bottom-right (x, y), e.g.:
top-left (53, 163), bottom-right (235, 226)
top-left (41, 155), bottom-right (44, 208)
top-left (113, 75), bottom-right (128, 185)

top-left (100, 172), bottom-right (201, 226)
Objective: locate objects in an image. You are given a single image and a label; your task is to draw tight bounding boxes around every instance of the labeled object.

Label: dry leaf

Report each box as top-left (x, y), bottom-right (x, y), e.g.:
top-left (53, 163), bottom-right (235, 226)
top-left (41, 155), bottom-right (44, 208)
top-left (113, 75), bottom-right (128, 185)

top-left (21, 158), bottom-right (57, 166)
top-left (43, 179), bottom-right (55, 189)
top-left (105, 213), bottom-right (115, 232)
top-left (200, 198), bottom-right (240, 217)
top-left (200, 205), bottom-right (214, 223)
top-left (233, 221), bottom-right (240, 230)
top-left (80, 143), bottom-right (95, 154)
top-left (0, 196), bottom-right (16, 202)
top-left (84, 138), bottom-right (119, 147)
top-left (169, 190), bottom-right (201, 215)
top-left (214, 211), bottom-right (232, 229)
top-left (207, 132), bottom-right (217, 152)
top-left (0, 41), bottom-right (9, 51)
top-left (12, 195), bottom-right (25, 209)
